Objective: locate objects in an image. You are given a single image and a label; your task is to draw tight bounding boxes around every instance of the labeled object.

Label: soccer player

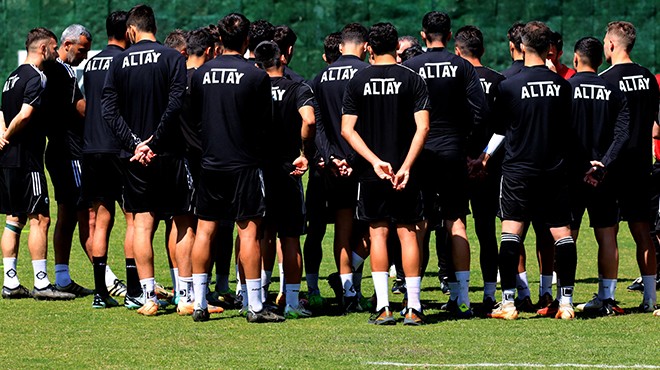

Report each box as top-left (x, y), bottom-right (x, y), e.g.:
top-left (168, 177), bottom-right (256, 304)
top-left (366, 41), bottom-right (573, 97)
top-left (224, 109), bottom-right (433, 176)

top-left (164, 29), bottom-right (187, 55)
top-left (0, 27), bottom-right (75, 300)
top-left (341, 22), bottom-right (430, 325)
top-left (247, 20), bottom-right (275, 61)
top-left (322, 32), bottom-right (342, 65)
top-left (274, 25), bottom-right (305, 83)
top-left (188, 13), bottom-right (282, 323)
top-left (255, 40), bottom-right (316, 318)
top-left (396, 35), bottom-right (420, 63)
top-left (453, 25), bottom-right (506, 311)
top-left (600, 21), bottom-right (660, 313)
top-left (403, 11), bottom-right (487, 318)
top-left (82, 11), bottom-right (134, 308)
top-left (38, 24), bottom-right (95, 298)
top-left (489, 21), bottom-right (576, 320)
top-left (311, 22), bottom-right (371, 312)
top-left (562, 37), bottom-right (630, 317)
top-left (547, 31), bottom-right (576, 80)
top-left (102, 4), bottom-right (191, 316)
top-left (501, 22), bottom-right (525, 78)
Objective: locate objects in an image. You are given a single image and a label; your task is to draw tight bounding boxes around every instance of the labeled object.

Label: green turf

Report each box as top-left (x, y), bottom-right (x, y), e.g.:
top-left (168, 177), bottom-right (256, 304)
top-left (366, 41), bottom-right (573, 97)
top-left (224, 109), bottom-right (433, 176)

top-left (0, 181), bottom-right (659, 369)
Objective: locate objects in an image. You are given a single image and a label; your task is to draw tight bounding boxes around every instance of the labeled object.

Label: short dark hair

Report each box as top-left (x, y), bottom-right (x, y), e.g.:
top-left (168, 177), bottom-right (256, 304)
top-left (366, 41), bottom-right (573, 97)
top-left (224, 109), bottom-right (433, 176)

top-left (574, 36), bottom-right (603, 68)
top-left (507, 22), bottom-right (525, 52)
top-left (521, 21), bottom-right (552, 55)
top-left (323, 32), bottom-right (342, 64)
top-left (106, 10), bottom-right (128, 40)
top-left (368, 22), bottom-right (398, 56)
top-left (127, 4), bottom-right (157, 34)
top-left (248, 19), bottom-right (275, 51)
top-left (341, 23), bottom-right (368, 44)
top-left (254, 40), bottom-right (281, 69)
top-left (218, 13), bottom-right (250, 52)
top-left (274, 25), bottom-right (297, 52)
top-left (550, 31), bottom-right (564, 52)
top-left (606, 21), bottom-right (636, 52)
top-left (398, 35), bottom-right (420, 48)
top-left (422, 11), bottom-right (451, 43)
top-left (164, 29), bottom-right (186, 51)
top-left (206, 24), bottom-right (222, 48)
top-left (186, 27), bottom-right (215, 57)
top-left (26, 27), bottom-right (57, 51)
top-left (400, 44), bottom-right (423, 62)
top-left (454, 25), bottom-right (484, 59)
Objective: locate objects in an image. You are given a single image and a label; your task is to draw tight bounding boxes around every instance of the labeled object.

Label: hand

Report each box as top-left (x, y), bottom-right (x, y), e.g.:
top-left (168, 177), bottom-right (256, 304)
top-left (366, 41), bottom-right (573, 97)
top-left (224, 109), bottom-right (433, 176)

top-left (317, 158), bottom-right (325, 169)
top-left (0, 132), bottom-right (8, 150)
top-left (332, 158), bottom-right (352, 177)
top-left (583, 160), bottom-right (605, 187)
top-left (290, 156), bottom-right (308, 177)
top-left (373, 161), bottom-right (393, 181)
top-left (467, 156), bottom-right (485, 180)
top-left (130, 136), bottom-right (156, 165)
top-left (392, 168), bottom-right (409, 190)
top-left (545, 58), bottom-right (557, 73)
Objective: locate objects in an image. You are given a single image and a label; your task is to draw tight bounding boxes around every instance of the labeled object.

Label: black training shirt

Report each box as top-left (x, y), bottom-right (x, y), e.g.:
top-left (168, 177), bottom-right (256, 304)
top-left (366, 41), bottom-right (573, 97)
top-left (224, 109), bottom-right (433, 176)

top-left (83, 44), bottom-right (123, 154)
top-left (569, 71), bottom-right (629, 173)
top-left (494, 65), bottom-right (572, 176)
top-left (311, 55), bottom-right (370, 161)
top-left (403, 48), bottom-right (487, 158)
top-left (190, 54), bottom-right (273, 171)
top-left (102, 39), bottom-right (187, 156)
top-left (0, 64), bottom-right (47, 170)
top-left (269, 76), bottom-right (315, 163)
top-left (501, 60), bottom-right (524, 78)
top-left (467, 66), bottom-right (506, 158)
top-left (342, 63), bottom-right (430, 180)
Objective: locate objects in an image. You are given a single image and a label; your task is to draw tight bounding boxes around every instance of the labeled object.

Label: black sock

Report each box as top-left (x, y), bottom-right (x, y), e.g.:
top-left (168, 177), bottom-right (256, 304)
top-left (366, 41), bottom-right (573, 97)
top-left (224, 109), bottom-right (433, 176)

top-left (555, 237), bottom-right (577, 287)
top-left (93, 256), bottom-right (109, 297)
top-left (125, 258), bottom-right (141, 297)
top-left (499, 233), bottom-right (521, 291)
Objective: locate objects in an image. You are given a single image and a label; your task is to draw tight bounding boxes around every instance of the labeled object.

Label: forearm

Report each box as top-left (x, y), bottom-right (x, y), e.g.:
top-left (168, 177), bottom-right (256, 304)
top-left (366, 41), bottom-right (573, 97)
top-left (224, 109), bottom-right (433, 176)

top-left (400, 110), bottom-right (430, 170)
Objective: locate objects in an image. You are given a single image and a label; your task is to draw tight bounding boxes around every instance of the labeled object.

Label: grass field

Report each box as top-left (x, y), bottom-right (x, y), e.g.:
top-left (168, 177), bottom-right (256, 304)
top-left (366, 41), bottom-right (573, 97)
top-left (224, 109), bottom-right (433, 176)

top-left (0, 180), bottom-right (659, 369)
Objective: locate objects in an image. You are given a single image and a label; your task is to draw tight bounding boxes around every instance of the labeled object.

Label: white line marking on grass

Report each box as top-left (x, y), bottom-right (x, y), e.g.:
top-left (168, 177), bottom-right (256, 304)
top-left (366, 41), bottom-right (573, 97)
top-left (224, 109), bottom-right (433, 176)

top-left (364, 362), bottom-right (660, 369)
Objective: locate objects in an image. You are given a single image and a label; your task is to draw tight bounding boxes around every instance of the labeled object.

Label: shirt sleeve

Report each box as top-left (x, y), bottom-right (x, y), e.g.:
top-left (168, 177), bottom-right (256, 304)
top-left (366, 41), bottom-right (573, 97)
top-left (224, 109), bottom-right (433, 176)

top-left (101, 56), bottom-right (141, 152)
top-left (341, 79), bottom-right (359, 116)
top-left (150, 53), bottom-right (187, 152)
top-left (601, 91), bottom-right (630, 167)
top-left (464, 62), bottom-right (488, 127)
top-left (23, 74), bottom-right (45, 107)
top-left (412, 73), bottom-right (430, 112)
top-left (295, 82), bottom-right (315, 109)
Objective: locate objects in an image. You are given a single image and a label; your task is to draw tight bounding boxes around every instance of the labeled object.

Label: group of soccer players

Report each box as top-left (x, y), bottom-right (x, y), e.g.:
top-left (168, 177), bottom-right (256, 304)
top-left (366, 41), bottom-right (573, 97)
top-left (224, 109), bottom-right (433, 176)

top-left (1, 5), bottom-right (659, 325)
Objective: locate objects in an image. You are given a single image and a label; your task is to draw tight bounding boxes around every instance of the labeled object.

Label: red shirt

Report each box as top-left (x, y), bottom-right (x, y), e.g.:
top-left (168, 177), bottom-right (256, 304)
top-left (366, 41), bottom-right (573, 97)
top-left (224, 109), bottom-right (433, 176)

top-left (556, 63), bottom-right (576, 80)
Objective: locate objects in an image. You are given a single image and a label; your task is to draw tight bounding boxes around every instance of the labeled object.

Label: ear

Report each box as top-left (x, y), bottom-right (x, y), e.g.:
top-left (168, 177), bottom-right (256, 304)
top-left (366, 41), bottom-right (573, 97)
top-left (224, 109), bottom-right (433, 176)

top-left (454, 46), bottom-right (461, 56)
top-left (338, 43), bottom-right (344, 54)
top-left (420, 31), bottom-right (427, 41)
top-left (572, 53), bottom-right (579, 69)
top-left (446, 31), bottom-right (452, 43)
top-left (322, 53), bottom-right (328, 63)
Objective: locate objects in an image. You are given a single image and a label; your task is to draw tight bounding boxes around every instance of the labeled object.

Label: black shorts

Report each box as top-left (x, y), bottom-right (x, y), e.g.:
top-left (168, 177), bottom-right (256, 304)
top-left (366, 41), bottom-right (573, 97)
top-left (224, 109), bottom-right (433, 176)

top-left (264, 164), bottom-right (306, 237)
top-left (81, 153), bottom-right (123, 206)
top-left (305, 166), bottom-right (329, 224)
top-left (467, 170), bottom-right (500, 221)
top-left (569, 177), bottom-right (619, 230)
top-left (356, 177), bottom-right (424, 225)
top-left (196, 167), bottom-right (266, 222)
top-left (123, 155), bottom-right (193, 216)
top-left (651, 162), bottom-right (660, 234)
top-left (45, 156), bottom-right (83, 206)
top-left (325, 173), bottom-right (358, 211)
top-left (0, 167), bottom-right (49, 216)
top-left (610, 161), bottom-right (653, 223)
top-left (498, 172), bottom-right (571, 228)
top-left (419, 150), bottom-right (470, 223)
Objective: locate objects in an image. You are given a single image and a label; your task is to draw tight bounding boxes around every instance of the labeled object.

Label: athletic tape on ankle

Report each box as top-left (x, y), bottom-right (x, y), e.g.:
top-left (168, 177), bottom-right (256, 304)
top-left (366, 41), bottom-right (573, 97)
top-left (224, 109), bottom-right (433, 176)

top-left (5, 221), bottom-right (25, 234)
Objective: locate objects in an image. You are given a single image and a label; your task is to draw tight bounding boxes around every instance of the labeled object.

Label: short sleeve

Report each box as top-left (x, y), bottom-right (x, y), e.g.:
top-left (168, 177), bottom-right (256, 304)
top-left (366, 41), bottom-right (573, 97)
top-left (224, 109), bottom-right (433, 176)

top-left (412, 73), bottom-right (430, 112)
top-left (295, 82), bottom-right (315, 110)
top-left (341, 78), bottom-right (359, 116)
top-left (23, 73), bottom-right (45, 107)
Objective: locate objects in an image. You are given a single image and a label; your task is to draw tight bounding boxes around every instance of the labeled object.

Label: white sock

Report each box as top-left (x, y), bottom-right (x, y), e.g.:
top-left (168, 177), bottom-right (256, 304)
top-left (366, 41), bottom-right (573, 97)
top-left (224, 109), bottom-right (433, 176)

top-left (192, 273), bottom-right (208, 310)
top-left (448, 281), bottom-right (459, 302)
top-left (351, 252), bottom-right (364, 271)
top-left (642, 275), bottom-right (657, 303)
top-left (261, 270), bottom-right (272, 303)
top-left (170, 268), bottom-right (179, 295)
top-left (241, 283), bottom-right (248, 310)
top-left (502, 288), bottom-right (515, 303)
top-left (483, 282), bottom-right (497, 301)
top-left (54, 264), bottom-right (71, 287)
top-left (559, 286), bottom-right (573, 305)
top-left (3, 257), bottom-right (19, 289)
top-left (540, 275), bottom-right (553, 297)
top-left (405, 276), bottom-right (422, 311)
top-left (104, 265), bottom-right (119, 287)
top-left (516, 272), bottom-right (530, 299)
top-left (286, 283), bottom-right (300, 308)
top-left (372, 271), bottom-right (389, 311)
top-left (247, 278), bottom-right (264, 312)
top-left (340, 273), bottom-right (356, 297)
top-left (278, 263), bottom-right (284, 294)
top-left (178, 276), bottom-right (193, 303)
top-left (140, 277), bottom-right (156, 303)
top-left (602, 278), bottom-right (617, 300)
top-left (353, 272), bottom-right (362, 295)
top-left (306, 273), bottom-right (319, 294)
top-left (455, 271), bottom-right (470, 308)
top-left (32, 259), bottom-right (50, 289)
top-left (215, 274), bottom-right (229, 293)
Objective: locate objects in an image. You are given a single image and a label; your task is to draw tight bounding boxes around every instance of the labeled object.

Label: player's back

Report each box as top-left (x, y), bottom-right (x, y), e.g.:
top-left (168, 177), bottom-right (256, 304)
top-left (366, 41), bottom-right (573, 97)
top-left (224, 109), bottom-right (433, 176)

top-left (270, 77), bottom-right (314, 163)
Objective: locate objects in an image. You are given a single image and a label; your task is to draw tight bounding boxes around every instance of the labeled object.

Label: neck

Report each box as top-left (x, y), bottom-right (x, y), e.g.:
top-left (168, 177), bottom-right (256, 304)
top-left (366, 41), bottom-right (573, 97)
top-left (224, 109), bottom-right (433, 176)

top-left (426, 40), bottom-right (446, 49)
top-left (187, 55), bottom-right (206, 69)
top-left (57, 48), bottom-right (67, 62)
top-left (135, 31), bottom-right (157, 43)
top-left (223, 49), bottom-right (242, 56)
top-left (24, 53), bottom-right (44, 70)
top-left (463, 56), bottom-right (482, 67)
top-left (342, 43), bottom-right (364, 59)
top-left (524, 52), bottom-right (546, 67)
top-left (107, 38), bottom-right (126, 49)
top-left (576, 64), bottom-right (596, 73)
top-left (266, 67), bottom-right (284, 77)
top-left (372, 52), bottom-right (397, 65)
top-left (610, 50), bottom-right (633, 65)
top-left (511, 50), bottom-right (523, 61)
